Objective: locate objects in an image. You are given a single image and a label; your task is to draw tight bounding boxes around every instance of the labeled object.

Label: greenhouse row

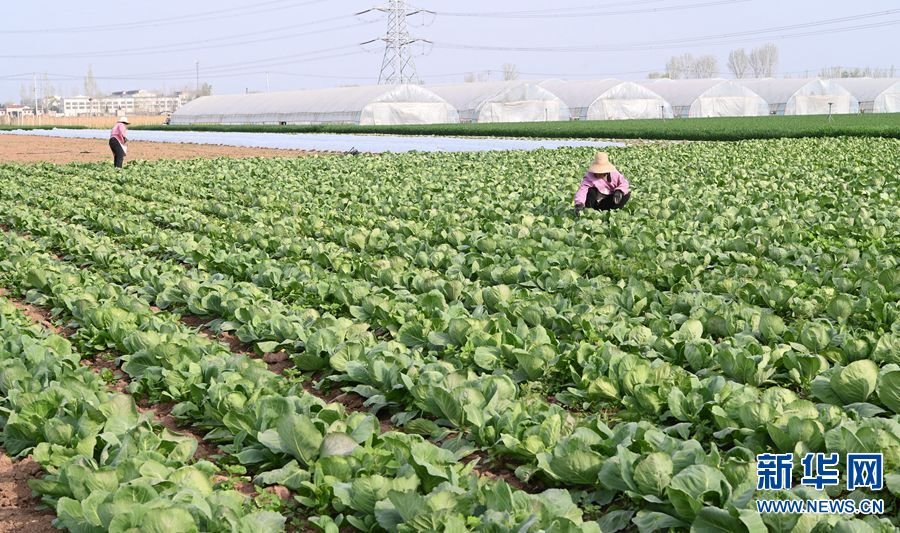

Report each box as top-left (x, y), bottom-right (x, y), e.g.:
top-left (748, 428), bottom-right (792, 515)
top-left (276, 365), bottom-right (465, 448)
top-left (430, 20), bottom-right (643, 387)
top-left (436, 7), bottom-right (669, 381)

top-left (170, 77), bottom-right (900, 126)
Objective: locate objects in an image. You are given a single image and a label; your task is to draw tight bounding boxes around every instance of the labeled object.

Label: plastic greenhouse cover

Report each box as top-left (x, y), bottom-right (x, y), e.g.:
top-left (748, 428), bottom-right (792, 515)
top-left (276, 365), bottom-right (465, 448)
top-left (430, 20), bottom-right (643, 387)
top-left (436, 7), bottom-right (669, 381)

top-left (735, 79), bottom-right (856, 107)
top-left (4, 128), bottom-right (624, 153)
top-left (428, 81), bottom-right (572, 121)
top-left (638, 79), bottom-right (735, 107)
top-left (829, 78), bottom-right (900, 104)
top-left (538, 80), bottom-right (672, 120)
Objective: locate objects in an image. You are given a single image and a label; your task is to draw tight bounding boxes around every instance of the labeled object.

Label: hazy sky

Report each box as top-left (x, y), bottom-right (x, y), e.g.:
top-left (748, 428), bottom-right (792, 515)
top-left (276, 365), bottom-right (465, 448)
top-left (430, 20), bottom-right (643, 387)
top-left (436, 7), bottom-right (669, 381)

top-left (2, 0), bottom-right (897, 102)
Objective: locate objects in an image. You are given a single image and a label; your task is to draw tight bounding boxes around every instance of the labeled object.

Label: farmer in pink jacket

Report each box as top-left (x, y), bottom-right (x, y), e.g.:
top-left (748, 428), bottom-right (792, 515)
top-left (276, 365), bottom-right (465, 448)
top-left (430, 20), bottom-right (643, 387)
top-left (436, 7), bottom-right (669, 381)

top-left (109, 116), bottom-right (129, 168)
top-left (573, 151), bottom-right (631, 215)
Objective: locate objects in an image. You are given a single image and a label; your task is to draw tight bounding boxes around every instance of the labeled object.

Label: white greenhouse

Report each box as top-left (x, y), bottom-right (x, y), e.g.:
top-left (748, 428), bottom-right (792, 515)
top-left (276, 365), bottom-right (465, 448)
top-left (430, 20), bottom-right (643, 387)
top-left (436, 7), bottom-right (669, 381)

top-left (639, 79), bottom-right (769, 118)
top-left (426, 81), bottom-right (570, 123)
top-left (735, 79), bottom-right (859, 115)
top-left (830, 78), bottom-right (900, 113)
top-left (539, 79), bottom-right (673, 120)
top-left (169, 84), bottom-right (459, 126)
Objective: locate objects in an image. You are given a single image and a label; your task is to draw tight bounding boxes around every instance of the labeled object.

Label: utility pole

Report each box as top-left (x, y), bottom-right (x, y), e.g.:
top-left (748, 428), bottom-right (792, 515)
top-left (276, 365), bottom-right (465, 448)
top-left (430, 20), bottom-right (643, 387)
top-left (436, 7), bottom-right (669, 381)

top-left (195, 60), bottom-right (199, 96)
top-left (358, 0), bottom-right (431, 84)
top-left (33, 73), bottom-right (37, 126)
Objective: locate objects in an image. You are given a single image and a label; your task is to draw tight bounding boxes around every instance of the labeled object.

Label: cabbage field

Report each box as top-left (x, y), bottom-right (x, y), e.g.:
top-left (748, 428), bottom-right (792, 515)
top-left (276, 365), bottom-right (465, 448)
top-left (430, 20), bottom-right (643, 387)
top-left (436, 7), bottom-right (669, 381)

top-left (0, 136), bottom-right (898, 532)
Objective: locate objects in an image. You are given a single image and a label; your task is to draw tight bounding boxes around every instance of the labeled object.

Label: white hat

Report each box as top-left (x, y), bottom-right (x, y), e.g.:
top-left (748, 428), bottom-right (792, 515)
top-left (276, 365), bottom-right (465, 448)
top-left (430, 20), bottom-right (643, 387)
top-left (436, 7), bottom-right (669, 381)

top-left (118, 116), bottom-right (130, 124)
top-left (588, 151), bottom-right (617, 174)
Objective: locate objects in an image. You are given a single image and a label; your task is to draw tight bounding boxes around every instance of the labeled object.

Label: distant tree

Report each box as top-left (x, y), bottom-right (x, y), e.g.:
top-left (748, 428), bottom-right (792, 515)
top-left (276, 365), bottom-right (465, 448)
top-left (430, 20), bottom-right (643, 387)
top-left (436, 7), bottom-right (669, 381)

top-left (727, 48), bottom-right (750, 78)
top-left (502, 63), bottom-right (519, 81)
top-left (38, 73), bottom-right (56, 113)
top-left (199, 82), bottom-right (213, 96)
top-left (19, 84), bottom-right (33, 107)
top-left (647, 71), bottom-right (669, 79)
top-left (748, 43), bottom-right (778, 77)
top-left (691, 55), bottom-right (719, 78)
top-left (44, 95), bottom-right (62, 113)
top-left (820, 66), bottom-right (895, 78)
top-left (664, 53), bottom-right (717, 79)
top-left (84, 65), bottom-right (102, 97)
top-left (665, 53), bottom-right (693, 79)
top-left (463, 71), bottom-right (490, 83)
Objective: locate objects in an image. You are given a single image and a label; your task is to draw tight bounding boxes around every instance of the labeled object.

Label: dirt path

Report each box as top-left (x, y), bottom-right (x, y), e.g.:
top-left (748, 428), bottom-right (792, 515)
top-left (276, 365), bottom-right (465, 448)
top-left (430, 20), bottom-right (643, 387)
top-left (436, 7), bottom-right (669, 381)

top-left (0, 134), bottom-right (332, 164)
top-left (0, 453), bottom-right (56, 533)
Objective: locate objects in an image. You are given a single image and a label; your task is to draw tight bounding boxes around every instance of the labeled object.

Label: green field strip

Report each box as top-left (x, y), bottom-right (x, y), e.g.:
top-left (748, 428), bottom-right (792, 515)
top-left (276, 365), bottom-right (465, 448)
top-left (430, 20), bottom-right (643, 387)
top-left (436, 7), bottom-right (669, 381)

top-left (0, 136), bottom-right (898, 531)
top-left (1, 152), bottom-right (892, 396)
top-left (3, 204), bottom-right (896, 498)
top-left (0, 294), bottom-right (288, 532)
top-left (0, 231), bottom-right (615, 531)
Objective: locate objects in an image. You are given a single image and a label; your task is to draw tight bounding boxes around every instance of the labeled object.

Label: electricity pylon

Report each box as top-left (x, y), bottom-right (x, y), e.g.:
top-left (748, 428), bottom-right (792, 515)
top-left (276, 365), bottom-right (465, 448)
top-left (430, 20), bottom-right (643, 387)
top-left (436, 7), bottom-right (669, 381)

top-left (359, 0), bottom-right (431, 84)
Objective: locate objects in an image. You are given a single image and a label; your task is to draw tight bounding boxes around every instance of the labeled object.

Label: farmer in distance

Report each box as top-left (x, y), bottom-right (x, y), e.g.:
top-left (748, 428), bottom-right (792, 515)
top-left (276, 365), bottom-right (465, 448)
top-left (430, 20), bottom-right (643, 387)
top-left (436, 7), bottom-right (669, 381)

top-left (572, 151), bottom-right (630, 216)
top-left (109, 116), bottom-right (129, 168)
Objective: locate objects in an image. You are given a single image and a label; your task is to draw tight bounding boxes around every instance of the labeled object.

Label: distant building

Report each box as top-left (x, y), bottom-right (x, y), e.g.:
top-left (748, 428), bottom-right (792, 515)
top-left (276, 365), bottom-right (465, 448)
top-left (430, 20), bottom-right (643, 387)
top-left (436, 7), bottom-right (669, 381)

top-left (61, 91), bottom-right (185, 117)
top-left (2, 104), bottom-right (32, 118)
top-left (60, 97), bottom-right (102, 116)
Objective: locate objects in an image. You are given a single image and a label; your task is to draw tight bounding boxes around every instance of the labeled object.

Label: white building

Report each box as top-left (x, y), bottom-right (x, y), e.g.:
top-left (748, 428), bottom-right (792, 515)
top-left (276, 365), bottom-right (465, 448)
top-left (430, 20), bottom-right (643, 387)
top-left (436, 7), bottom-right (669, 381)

top-left (3, 105), bottom-right (32, 118)
top-left (61, 97), bottom-right (102, 116)
top-left (61, 91), bottom-right (184, 117)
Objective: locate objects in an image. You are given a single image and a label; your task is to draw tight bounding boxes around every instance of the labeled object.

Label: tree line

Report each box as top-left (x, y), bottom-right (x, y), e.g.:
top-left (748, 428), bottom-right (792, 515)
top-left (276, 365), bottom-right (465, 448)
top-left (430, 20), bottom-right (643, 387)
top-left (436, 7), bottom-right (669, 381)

top-left (648, 43), bottom-right (778, 79)
top-left (12, 65), bottom-right (213, 109)
top-left (648, 43), bottom-right (896, 80)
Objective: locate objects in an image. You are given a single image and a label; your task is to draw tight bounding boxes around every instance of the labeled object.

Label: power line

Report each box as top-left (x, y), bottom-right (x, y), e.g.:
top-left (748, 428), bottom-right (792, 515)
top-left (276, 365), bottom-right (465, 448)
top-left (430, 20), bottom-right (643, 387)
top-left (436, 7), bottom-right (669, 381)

top-left (0, 45), bottom-right (369, 85)
top-left (615, 8), bottom-right (900, 48)
top-left (0, 19), bottom-right (374, 59)
top-left (114, 45), bottom-right (368, 80)
top-left (433, 9), bottom-right (900, 53)
top-left (161, 51), bottom-right (372, 82)
top-left (433, 0), bottom-right (666, 16)
top-left (0, 0), bottom-right (328, 34)
top-left (265, 71), bottom-right (379, 80)
top-left (433, 0), bottom-right (750, 19)
top-left (518, 68), bottom-right (667, 78)
top-left (2, 4), bottom-right (898, 97)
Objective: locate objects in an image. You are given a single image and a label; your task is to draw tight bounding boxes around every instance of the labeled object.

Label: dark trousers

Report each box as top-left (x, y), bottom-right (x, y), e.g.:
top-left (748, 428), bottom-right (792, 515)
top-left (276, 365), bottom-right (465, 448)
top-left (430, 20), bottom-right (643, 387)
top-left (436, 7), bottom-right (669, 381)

top-left (586, 187), bottom-right (630, 211)
top-left (109, 138), bottom-right (125, 168)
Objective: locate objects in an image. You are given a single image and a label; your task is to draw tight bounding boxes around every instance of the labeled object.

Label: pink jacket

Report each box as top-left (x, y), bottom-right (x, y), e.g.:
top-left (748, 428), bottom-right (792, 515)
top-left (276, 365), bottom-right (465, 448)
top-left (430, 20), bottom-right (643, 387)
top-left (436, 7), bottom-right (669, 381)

top-left (573, 171), bottom-right (630, 206)
top-left (110, 123), bottom-right (128, 145)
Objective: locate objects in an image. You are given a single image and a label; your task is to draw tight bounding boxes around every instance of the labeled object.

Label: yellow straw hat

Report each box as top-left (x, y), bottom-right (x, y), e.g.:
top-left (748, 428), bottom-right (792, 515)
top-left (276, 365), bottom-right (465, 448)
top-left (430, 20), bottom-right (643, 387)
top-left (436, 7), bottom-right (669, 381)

top-left (588, 152), bottom-right (617, 174)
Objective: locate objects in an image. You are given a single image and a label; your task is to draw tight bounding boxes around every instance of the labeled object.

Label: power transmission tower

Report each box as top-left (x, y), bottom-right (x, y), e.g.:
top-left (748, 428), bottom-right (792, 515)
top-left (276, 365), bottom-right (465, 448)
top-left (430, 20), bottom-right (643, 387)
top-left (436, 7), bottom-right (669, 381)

top-left (359, 0), bottom-right (431, 84)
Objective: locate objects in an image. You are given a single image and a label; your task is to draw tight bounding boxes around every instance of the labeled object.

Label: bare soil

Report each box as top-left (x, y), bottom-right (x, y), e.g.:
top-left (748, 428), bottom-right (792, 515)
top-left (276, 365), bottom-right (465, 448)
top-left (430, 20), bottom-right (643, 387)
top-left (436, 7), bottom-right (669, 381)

top-left (179, 314), bottom-right (300, 376)
top-left (0, 288), bottom-right (63, 335)
top-left (0, 290), bottom-right (62, 531)
top-left (0, 454), bottom-right (56, 533)
top-left (0, 134), bottom-right (333, 165)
